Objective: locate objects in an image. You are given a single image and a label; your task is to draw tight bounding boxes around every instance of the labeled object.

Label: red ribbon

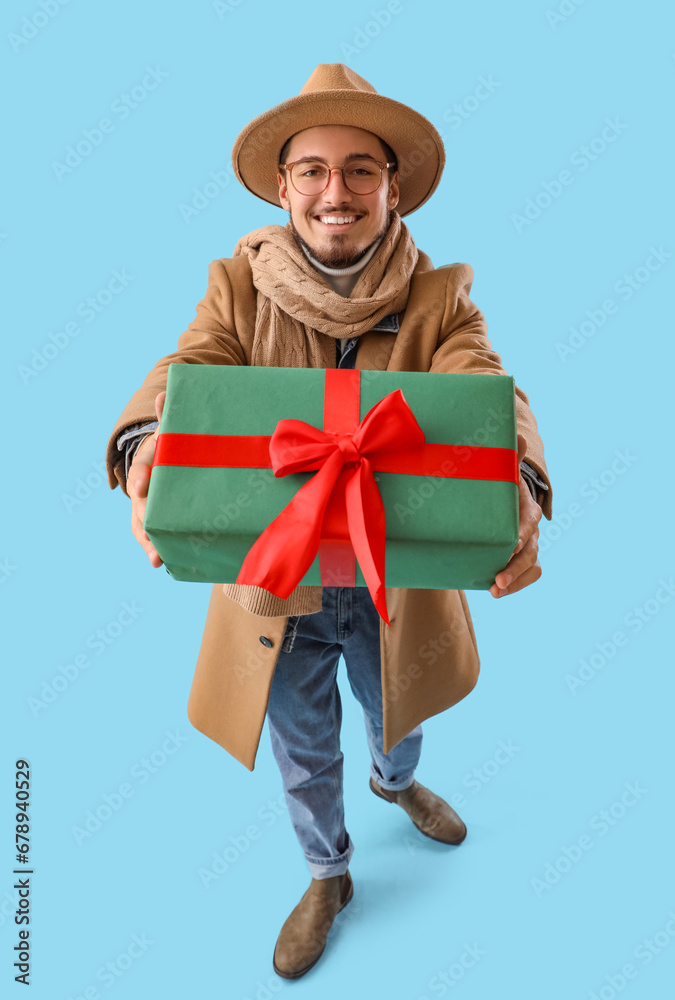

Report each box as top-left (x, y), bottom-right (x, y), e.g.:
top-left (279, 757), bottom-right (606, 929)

top-left (152, 369), bottom-right (519, 623)
top-left (236, 377), bottom-right (426, 624)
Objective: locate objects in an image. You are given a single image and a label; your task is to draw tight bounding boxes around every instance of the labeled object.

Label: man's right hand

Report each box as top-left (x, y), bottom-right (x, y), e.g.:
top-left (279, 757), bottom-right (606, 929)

top-left (128, 391), bottom-right (166, 568)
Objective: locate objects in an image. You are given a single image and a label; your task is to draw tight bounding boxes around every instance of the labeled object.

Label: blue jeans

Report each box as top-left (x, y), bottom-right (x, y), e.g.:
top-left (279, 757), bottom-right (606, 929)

top-left (266, 586), bottom-right (423, 879)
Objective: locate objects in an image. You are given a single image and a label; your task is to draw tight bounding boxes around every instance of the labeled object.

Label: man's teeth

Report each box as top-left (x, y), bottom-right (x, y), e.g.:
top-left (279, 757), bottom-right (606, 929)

top-left (318, 216), bottom-right (358, 225)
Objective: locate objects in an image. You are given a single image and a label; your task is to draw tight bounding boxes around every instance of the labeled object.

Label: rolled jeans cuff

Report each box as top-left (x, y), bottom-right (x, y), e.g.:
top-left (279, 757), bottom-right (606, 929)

top-left (305, 834), bottom-right (355, 880)
top-left (369, 765), bottom-right (415, 792)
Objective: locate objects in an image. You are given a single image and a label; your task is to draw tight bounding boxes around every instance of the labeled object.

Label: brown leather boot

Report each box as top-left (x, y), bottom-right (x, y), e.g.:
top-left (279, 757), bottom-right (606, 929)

top-left (272, 870), bottom-right (354, 980)
top-left (370, 777), bottom-right (467, 845)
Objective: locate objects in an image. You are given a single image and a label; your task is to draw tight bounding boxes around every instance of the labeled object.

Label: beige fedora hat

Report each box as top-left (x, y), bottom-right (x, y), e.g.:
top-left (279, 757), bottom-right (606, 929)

top-left (231, 63), bottom-right (445, 217)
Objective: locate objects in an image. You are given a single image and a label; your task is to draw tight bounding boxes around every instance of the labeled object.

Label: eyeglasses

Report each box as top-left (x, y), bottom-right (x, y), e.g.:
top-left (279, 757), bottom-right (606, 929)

top-left (279, 157), bottom-right (396, 196)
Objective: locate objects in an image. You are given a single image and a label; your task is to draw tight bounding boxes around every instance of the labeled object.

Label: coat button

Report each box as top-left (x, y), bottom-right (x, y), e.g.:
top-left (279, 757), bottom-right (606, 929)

top-left (258, 636), bottom-right (273, 647)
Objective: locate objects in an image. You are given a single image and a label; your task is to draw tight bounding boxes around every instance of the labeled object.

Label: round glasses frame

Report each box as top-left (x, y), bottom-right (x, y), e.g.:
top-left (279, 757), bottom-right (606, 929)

top-left (279, 158), bottom-right (397, 196)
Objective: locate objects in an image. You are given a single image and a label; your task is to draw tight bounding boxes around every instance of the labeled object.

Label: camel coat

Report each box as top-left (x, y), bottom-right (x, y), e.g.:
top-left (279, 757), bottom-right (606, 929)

top-left (106, 254), bottom-right (552, 771)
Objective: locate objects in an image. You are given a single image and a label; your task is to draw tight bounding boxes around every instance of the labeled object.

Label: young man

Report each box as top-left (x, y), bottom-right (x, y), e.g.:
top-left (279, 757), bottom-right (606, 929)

top-left (106, 64), bottom-right (551, 980)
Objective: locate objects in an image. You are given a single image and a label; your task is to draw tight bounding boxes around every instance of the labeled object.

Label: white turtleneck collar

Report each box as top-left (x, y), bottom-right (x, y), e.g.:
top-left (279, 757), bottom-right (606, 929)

top-left (300, 238), bottom-right (383, 298)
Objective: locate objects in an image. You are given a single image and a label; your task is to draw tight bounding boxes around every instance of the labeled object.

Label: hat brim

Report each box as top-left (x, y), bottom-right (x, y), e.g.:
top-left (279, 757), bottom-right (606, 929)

top-left (231, 90), bottom-right (445, 217)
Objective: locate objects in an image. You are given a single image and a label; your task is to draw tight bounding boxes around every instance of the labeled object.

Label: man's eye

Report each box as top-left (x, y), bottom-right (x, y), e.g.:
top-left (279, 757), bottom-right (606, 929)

top-left (299, 166), bottom-right (326, 178)
top-left (347, 164), bottom-right (378, 177)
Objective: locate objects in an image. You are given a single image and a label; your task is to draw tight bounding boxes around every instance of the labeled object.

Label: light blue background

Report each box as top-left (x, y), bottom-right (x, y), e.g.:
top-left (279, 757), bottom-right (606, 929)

top-left (3, 1), bottom-right (674, 997)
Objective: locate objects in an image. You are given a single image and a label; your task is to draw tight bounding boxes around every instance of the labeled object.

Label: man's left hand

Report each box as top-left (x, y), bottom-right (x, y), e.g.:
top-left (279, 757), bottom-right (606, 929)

top-left (490, 434), bottom-right (542, 598)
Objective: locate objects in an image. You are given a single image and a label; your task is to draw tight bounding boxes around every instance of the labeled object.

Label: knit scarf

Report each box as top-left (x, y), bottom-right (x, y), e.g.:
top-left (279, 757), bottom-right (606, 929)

top-left (232, 212), bottom-right (419, 369)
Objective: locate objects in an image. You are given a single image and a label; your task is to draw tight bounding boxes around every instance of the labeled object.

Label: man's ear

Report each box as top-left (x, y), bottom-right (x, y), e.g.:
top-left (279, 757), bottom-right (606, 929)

top-left (278, 171), bottom-right (291, 211)
top-left (387, 171), bottom-right (400, 211)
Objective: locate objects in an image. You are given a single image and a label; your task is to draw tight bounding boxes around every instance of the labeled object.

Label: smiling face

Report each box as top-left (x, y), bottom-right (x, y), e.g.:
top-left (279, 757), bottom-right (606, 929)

top-left (277, 124), bottom-right (399, 268)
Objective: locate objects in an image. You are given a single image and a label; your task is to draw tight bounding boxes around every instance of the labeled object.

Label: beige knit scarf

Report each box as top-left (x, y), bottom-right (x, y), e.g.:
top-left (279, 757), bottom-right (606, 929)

top-left (232, 212), bottom-right (419, 369)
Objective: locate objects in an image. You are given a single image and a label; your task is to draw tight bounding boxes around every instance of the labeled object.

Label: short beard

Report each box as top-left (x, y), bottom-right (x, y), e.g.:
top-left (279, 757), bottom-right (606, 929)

top-left (288, 210), bottom-right (395, 269)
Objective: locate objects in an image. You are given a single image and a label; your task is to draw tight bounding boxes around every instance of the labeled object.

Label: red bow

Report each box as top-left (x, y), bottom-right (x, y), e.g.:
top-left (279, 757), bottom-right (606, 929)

top-left (236, 389), bottom-right (425, 624)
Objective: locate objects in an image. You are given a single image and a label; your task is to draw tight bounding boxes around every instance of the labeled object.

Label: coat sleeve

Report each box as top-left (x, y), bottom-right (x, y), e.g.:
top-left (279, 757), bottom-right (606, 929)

top-left (105, 257), bottom-right (254, 496)
top-left (429, 264), bottom-right (552, 520)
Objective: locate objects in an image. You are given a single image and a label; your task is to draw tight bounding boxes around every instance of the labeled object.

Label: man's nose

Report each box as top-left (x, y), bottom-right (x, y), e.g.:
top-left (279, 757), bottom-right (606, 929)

top-left (323, 168), bottom-right (353, 201)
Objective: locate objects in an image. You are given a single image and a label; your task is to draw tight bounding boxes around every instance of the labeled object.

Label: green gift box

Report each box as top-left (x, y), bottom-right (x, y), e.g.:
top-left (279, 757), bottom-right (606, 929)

top-left (144, 364), bottom-right (519, 604)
